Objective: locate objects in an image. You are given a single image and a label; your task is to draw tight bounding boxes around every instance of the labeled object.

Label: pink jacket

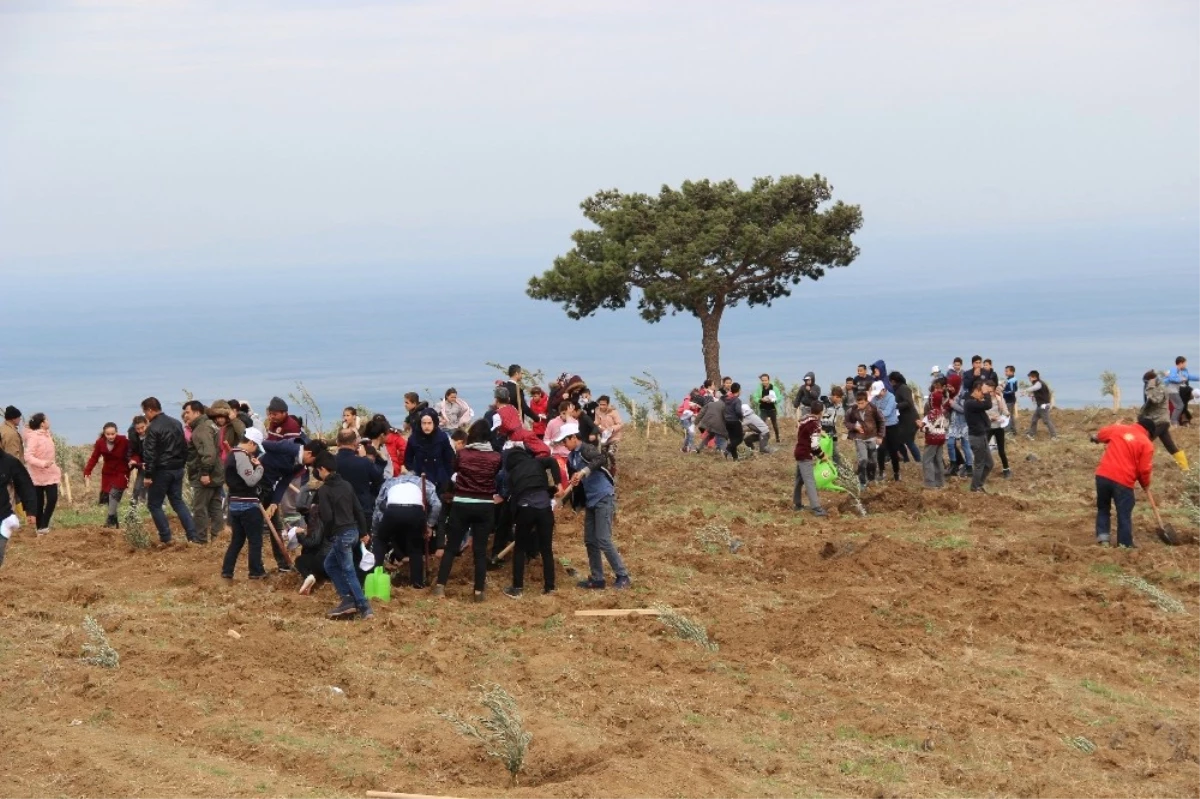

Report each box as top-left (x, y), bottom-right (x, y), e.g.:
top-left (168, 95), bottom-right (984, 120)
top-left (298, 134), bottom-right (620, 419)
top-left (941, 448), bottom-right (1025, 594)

top-left (23, 428), bottom-right (62, 486)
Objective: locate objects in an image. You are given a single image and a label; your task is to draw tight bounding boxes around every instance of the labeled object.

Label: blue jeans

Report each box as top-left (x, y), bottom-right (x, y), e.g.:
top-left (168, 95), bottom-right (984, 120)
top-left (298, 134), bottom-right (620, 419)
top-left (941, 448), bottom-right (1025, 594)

top-left (584, 495), bottom-right (628, 582)
top-left (324, 527), bottom-right (369, 609)
top-left (147, 468), bottom-right (198, 543)
top-left (1095, 476), bottom-right (1135, 547)
top-left (682, 427), bottom-right (694, 451)
top-left (222, 504), bottom-right (265, 577)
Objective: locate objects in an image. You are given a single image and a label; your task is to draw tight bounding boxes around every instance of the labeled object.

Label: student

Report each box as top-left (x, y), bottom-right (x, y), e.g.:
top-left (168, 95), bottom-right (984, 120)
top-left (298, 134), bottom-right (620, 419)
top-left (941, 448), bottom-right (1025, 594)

top-left (21, 413), bottom-right (61, 535)
top-left (961, 355), bottom-right (986, 395)
top-left (556, 422), bottom-right (631, 589)
top-left (1140, 370), bottom-right (1188, 470)
top-left (1024, 370), bottom-right (1057, 440)
top-left (918, 379), bottom-right (949, 489)
top-left (436, 389), bottom-right (474, 433)
top-left (528, 387), bottom-right (549, 438)
top-left (981, 358), bottom-right (998, 385)
top-left (334, 429), bottom-right (384, 516)
top-left (792, 402), bottom-right (827, 517)
top-left (0, 449), bottom-right (36, 568)
top-left (503, 364), bottom-right (538, 427)
top-left (403, 392), bottom-right (431, 433)
top-left (677, 396), bottom-right (700, 454)
top-left (963, 381), bottom-right (995, 493)
top-left (435, 420), bottom-right (502, 601)
top-left (889, 372), bottom-right (921, 464)
top-left (502, 446), bottom-right (562, 598)
top-left (363, 414), bottom-right (406, 478)
top-left (1090, 419), bottom-right (1155, 547)
top-left (182, 401), bottom-right (224, 544)
top-left (126, 415), bottom-right (149, 505)
top-left (819, 387), bottom-right (846, 468)
top-left (371, 469), bottom-right (442, 590)
top-left (405, 408), bottom-right (456, 507)
top-left (1002, 365), bottom-right (1019, 432)
top-left (752, 374), bottom-right (784, 443)
top-left (265, 397), bottom-right (302, 442)
top-left (793, 372), bottom-right (821, 414)
top-left (314, 452), bottom-right (373, 620)
top-left (1, 406), bottom-right (23, 462)
top-left (852, 364), bottom-right (873, 397)
top-left (1165, 356), bottom-right (1190, 426)
top-left (845, 391), bottom-right (884, 489)
top-left (207, 400), bottom-right (247, 455)
top-left (544, 401), bottom-right (574, 485)
top-left (593, 395), bottom-right (623, 474)
top-left (717, 376), bottom-right (734, 399)
top-left (342, 406), bottom-right (361, 435)
top-left (945, 374), bottom-right (973, 478)
top-left (696, 396), bottom-right (728, 454)
top-left (722, 382), bottom-right (746, 460)
top-left (984, 379), bottom-right (1012, 478)
top-left (869, 369), bottom-right (901, 482)
top-left (947, 357), bottom-right (964, 378)
top-left (83, 422), bottom-right (131, 528)
top-left (842, 378), bottom-right (857, 412)
top-left (741, 403), bottom-right (774, 454)
top-left (221, 429), bottom-right (268, 580)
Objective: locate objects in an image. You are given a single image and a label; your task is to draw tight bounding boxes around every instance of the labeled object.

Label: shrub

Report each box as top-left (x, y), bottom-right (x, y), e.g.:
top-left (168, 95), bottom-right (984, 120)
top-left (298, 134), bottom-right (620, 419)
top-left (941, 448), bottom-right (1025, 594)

top-left (122, 502), bottom-right (150, 550)
top-left (438, 684), bottom-right (532, 786)
top-left (654, 604), bottom-right (718, 651)
top-left (81, 616), bottom-right (119, 668)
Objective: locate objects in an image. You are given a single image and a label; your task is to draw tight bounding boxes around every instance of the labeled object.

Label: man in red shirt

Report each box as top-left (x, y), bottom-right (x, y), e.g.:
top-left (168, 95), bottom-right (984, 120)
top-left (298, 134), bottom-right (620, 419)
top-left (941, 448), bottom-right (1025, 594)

top-left (1091, 419), bottom-right (1156, 547)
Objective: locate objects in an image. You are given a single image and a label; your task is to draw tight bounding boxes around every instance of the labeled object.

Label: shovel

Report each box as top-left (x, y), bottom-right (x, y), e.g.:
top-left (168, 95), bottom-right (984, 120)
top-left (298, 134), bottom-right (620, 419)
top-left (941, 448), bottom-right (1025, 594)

top-left (1143, 487), bottom-right (1179, 545)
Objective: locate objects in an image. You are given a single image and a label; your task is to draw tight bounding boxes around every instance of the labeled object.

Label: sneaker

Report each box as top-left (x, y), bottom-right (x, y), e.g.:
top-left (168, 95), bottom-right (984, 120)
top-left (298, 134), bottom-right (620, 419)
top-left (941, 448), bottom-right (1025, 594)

top-left (220, 573), bottom-right (234, 580)
top-left (248, 572), bottom-right (268, 580)
top-left (793, 505), bottom-right (804, 512)
top-left (298, 574), bottom-right (317, 595)
top-left (577, 578), bottom-right (606, 590)
top-left (327, 599), bottom-right (358, 619)
top-left (970, 486), bottom-right (987, 494)
top-left (858, 481), bottom-right (867, 491)
top-left (503, 586), bottom-right (523, 600)
top-left (35, 528), bottom-right (48, 536)
top-left (276, 564), bottom-right (294, 574)
top-left (1096, 539), bottom-right (1110, 547)
top-left (543, 588), bottom-right (557, 596)
top-left (1025, 434), bottom-right (1035, 441)
top-left (1051, 436), bottom-right (1060, 441)
top-left (613, 575), bottom-right (633, 590)
top-left (473, 590), bottom-right (485, 603)
top-left (431, 585), bottom-right (445, 598)
top-left (812, 508), bottom-right (828, 517)
top-left (358, 607), bottom-right (375, 621)
top-left (1002, 468), bottom-right (1012, 479)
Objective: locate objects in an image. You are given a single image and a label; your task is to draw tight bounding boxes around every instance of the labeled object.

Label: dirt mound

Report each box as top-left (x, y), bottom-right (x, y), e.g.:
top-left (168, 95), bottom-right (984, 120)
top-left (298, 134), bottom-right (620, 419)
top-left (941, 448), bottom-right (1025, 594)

top-left (1, 411), bottom-right (1197, 797)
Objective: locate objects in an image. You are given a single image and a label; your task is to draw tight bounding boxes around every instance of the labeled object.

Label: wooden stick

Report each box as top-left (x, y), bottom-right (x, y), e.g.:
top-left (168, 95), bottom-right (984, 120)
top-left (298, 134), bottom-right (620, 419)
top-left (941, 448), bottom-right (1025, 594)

top-left (260, 503), bottom-right (294, 568)
top-left (574, 608), bottom-right (661, 617)
top-left (366, 792), bottom-right (465, 799)
top-left (496, 540), bottom-right (515, 561)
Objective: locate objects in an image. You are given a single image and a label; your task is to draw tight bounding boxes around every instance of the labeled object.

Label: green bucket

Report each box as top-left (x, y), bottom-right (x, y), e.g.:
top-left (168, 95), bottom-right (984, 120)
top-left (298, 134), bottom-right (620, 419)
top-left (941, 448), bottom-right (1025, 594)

top-left (363, 566), bottom-right (391, 602)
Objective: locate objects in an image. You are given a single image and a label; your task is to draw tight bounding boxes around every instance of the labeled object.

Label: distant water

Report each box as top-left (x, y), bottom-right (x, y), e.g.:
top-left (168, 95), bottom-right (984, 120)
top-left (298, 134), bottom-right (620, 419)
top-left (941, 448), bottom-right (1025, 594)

top-left (3, 226), bottom-right (1197, 443)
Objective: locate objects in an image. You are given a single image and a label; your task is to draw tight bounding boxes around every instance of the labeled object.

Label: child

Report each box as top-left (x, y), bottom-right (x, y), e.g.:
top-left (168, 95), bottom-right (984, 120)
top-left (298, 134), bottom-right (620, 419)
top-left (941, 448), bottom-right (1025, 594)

top-left (918, 379), bottom-right (949, 488)
top-left (1090, 419), bottom-right (1155, 547)
top-left (342, 406), bottom-right (360, 435)
top-left (945, 374), bottom-right (973, 477)
top-left (1003, 365), bottom-right (1019, 432)
top-left (820, 387), bottom-right (846, 469)
top-left (83, 422), bottom-right (131, 528)
top-left (792, 402), bottom-right (827, 516)
top-left (845, 391), bottom-right (884, 489)
top-left (678, 396), bottom-right (700, 453)
top-left (1024, 370), bottom-right (1057, 440)
top-left (529, 387), bottom-right (549, 438)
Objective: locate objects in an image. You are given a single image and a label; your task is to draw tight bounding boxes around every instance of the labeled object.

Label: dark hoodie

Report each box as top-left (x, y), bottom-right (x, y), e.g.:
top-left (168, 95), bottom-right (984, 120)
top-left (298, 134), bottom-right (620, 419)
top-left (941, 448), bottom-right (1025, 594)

top-left (794, 372), bottom-right (821, 409)
top-left (889, 371), bottom-right (918, 437)
top-left (403, 408), bottom-right (456, 487)
top-left (871, 360), bottom-right (888, 384)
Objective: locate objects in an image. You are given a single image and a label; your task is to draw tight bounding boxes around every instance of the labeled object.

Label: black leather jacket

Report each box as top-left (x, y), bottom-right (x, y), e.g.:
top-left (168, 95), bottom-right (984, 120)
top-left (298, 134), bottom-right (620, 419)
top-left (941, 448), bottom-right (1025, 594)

top-left (142, 413), bottom-right (187, 477)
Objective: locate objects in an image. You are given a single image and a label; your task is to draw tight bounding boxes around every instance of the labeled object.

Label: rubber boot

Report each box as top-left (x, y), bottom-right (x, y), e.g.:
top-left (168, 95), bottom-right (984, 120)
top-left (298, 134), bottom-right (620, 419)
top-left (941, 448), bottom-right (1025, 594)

top-left (1174, 451), bottom-right (1190, 471)
top-left (105, 514), bottom-right (118, 528)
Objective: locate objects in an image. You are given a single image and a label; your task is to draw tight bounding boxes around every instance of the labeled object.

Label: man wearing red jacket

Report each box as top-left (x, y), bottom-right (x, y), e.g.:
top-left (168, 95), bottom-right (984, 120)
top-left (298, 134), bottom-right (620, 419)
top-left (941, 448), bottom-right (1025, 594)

top-left (1091, 419), bottom-right (1156, 547)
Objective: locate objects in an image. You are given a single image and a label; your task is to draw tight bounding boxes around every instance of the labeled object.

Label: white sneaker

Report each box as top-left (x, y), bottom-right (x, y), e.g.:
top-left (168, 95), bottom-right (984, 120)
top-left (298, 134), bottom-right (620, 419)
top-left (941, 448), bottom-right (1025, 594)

top-left (35, 528), bottom-right (48, 536)
top-left (298, 574), bottom-right (317, 595)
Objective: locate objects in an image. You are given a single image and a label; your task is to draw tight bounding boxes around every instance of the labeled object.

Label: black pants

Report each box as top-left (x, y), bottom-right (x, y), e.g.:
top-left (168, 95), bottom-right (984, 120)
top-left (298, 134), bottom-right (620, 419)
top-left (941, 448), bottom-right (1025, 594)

top-left (375, 504), bottom-right (428, 588)
top-left (876, 426), bottom-right (902, 479)
top-left (987, 427), bottom-right (1009, 469)
top-left (438, 502), bottom-right (494, 591)
top-left (512, 505), bottom-right (555, 591)
top-left (34, 484), bottom-right (58, 529)
top-left (1151, 421), bottom-right (1179, 455)
top-left (491, 500), bottom-right (514, 560)
top-left (760, 405), bottom-right (780, 441)
top-left (726, 420), bottom-right (744, 460)
top-left (294, 550), bottom-right (328, 581)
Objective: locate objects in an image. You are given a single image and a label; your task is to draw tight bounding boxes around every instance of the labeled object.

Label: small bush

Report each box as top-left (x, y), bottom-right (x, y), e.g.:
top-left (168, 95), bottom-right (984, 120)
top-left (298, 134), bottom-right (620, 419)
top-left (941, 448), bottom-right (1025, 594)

top-left (81, 616), bottom-right (119, 668)
top-left (122, 502), bottom-right (151, 550)
top-left (654, 604), bottom-right (718, 651)
top-left (438, 684), bottom-right (532, 786)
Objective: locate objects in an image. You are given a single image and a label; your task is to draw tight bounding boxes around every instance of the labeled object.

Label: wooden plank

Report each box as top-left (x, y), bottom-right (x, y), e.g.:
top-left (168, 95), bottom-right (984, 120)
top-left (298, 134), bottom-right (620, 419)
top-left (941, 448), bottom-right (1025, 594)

top-left (366, 792), bottom-right (465, 799)
top-left (573, 608), bottom-right (661, 617)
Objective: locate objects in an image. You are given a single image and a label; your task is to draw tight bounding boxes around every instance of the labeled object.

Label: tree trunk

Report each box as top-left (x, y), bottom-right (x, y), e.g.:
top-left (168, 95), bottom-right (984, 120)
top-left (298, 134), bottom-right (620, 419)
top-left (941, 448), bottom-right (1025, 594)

top-left (1112, 386), bottom-right (1121, 412)
top-left (697, 308), bottom-right (724, 386)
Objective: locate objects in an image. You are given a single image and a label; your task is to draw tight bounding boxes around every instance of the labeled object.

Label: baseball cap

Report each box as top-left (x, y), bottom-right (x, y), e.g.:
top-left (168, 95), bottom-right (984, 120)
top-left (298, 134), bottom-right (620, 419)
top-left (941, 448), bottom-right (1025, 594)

top-left (552, 422), bottom-right (580, 443)
top-left (242, 428), bottom-right (264, 446)
top-left (930, 365), bottom-right (939, 375)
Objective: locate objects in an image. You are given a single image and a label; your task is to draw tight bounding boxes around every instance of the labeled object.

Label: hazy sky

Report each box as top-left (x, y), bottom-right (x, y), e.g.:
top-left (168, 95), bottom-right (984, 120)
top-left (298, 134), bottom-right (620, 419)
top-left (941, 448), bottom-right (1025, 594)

top-left (1, 0), bottom-right (1197, 280)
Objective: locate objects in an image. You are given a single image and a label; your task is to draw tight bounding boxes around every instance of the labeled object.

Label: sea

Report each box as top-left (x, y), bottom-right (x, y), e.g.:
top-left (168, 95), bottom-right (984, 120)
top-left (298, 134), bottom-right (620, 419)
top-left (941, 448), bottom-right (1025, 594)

top-left (3, 224), bottom-right (1197, 444)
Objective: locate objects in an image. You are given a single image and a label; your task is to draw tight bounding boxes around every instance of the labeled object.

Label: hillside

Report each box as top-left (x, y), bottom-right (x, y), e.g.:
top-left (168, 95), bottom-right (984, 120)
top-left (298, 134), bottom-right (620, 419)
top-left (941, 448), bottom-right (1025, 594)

top-left (1, 410), bottom-right (1197, 798)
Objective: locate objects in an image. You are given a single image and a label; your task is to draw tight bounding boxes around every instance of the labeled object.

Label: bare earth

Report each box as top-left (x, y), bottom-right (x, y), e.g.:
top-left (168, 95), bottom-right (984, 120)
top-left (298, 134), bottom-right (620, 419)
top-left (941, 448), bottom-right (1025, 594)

top-left (1, 410), bottom-right (1198, 798)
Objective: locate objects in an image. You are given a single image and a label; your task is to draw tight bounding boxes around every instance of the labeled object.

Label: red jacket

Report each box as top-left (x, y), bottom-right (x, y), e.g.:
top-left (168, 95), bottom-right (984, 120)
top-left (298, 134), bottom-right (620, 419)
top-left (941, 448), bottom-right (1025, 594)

top-left (1095, 423), bottom-right (1154, 489)
top-left (454, 445), bottom-right (502, 500)
top-left (384, 431), bottom-right (407, 475)
top-left (794, 416), bottom-right (823, 461)
top-left (84, 435), bottom-right (131, 493)
top-left (530, 395), bottom-right (548, 437)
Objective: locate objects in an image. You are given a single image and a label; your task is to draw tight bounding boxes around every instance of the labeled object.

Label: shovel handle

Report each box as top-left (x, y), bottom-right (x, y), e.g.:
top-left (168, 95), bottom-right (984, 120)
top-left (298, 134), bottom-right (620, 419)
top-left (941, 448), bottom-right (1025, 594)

top-left (1142, 486), bottom-right (1166, 527)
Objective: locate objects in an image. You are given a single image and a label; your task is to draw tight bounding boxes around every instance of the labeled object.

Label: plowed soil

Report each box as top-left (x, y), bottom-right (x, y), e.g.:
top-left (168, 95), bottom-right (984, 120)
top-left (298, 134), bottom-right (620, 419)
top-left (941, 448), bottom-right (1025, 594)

top-left (2, 410), bottom-right (1198, 798)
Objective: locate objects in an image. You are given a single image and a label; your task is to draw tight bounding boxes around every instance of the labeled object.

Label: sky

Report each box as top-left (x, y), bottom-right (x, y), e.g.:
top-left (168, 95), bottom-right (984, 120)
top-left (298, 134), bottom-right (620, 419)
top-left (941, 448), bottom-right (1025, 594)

top-left (0, 0), bottom-right (1197, 441)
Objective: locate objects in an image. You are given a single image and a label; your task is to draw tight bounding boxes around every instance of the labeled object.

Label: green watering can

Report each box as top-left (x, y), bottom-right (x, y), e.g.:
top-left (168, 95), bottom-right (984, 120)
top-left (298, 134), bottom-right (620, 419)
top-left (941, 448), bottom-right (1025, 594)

top-left (818, 432), bottom-right (834, 460)
top-left (812, 459), bottom-right (843, 492)
top-left (363, 567), bottom-right (391, 602)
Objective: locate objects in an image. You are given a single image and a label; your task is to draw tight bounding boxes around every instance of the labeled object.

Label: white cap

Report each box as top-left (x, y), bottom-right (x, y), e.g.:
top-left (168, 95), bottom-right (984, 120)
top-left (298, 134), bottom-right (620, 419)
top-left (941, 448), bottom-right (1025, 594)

top-left (931, 365), bottom-right (939, 374)
top-left (552, 422), bottom-right (580, 443)
top-left (243, 428), bottom-right (264, 446)
top-left (868, 380), bottom-right (885, 400)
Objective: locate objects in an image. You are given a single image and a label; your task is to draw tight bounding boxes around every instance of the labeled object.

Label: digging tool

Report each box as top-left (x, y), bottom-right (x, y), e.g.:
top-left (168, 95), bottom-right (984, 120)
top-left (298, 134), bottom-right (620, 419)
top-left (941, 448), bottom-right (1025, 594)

top-left (1143, 487), bottom-right (1179, 545)
top-left (260, 502), bottom-right (294, 568)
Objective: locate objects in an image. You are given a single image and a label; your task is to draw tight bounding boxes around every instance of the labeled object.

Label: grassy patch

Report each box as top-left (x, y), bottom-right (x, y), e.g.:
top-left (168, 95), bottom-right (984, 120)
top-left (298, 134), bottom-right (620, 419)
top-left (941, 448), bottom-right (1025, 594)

top-left (1090, 563), bottom-right (1123, 577)
top-left (838, 757), bottom-right (905, 782)
top-left (928, 535), bottom-right (971, 550)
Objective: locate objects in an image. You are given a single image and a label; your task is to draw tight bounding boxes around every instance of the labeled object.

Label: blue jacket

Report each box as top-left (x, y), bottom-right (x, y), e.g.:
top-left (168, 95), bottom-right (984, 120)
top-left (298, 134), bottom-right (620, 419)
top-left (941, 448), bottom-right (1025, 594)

top-left (873, 389), bottom-right (899, 426)
top-left (335, 447), bottom-right (384, 516)
top-left (261, 439), bottom-right (304, 505)
top-left (568, 442), bottom-right (614, 508)
top-left (404, 409), bottom-right (456, 486)
top-left (1166, 366), bottom-right (1190, 386)
top-left (871, 359), bottom-right (888, 383)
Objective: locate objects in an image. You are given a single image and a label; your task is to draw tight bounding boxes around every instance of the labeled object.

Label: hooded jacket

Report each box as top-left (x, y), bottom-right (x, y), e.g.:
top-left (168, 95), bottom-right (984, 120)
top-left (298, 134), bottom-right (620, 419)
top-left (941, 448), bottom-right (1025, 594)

top-left (889, 373), bottom-right (918, 437)
top-left (697, 398), bottom-right (729, 439)
top-left (870, 360), bottom-right (888, 385)
top-left (794, 372), bottom-right (821, 410)
top-left (921, 389), bottom-right (949, 445)
top-left (1141, 378), bottom-right (1169, 424)
top-left (793, 414), bottom-right (823, 461)
top-left (84, 434), bottom-right (131, 493)
top-left (185, 415), bottom-right (225, 484)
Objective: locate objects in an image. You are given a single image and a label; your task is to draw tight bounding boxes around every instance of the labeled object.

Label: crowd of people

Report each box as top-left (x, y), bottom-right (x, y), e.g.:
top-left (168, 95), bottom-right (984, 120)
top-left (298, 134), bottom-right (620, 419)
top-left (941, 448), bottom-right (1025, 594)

top-left (0, 357), bottom-right (1192, 591)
